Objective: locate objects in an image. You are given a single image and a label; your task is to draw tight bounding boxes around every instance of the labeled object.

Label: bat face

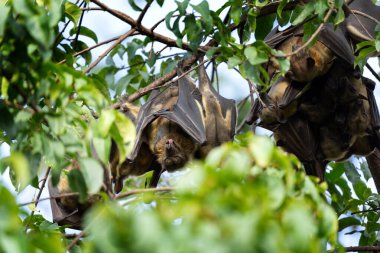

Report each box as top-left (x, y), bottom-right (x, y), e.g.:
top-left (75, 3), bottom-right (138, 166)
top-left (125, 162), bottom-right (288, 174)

top-left (272, 37), bottom-right (334, 82)
top-left (148, 117), bottom-right (197, 172)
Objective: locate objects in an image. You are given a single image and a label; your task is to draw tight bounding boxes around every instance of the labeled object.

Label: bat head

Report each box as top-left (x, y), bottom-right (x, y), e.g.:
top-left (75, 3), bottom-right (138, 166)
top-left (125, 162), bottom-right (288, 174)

top-left (154, 132), bottom-right (196, 172)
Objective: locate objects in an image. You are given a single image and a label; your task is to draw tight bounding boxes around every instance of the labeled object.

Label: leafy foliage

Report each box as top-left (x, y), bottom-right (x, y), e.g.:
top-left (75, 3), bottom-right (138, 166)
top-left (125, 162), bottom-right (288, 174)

top-left (0, 0), bottom-right (379, 252)
top-left (83, 134), bottom-right (338, 253)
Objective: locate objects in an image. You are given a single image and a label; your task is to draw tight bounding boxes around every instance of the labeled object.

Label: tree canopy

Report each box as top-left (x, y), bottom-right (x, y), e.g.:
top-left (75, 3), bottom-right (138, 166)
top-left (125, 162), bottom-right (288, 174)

top-left (0, 0), bottom-right (380, 252)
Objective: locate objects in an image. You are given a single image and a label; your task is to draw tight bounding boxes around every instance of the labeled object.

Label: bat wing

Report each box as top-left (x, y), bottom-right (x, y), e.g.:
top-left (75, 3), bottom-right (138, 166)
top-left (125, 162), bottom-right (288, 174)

top-left (128, 88), bottom-right (173, 161)
top-left (318, 24), bottom-right (355, 66)
top-left (198, 62), bottom-right (237, 139)
top-left (264, 25), bottom-right (302, 48)
top-left (129, 72), bottom-right (207, 161)
top-left (48, 180), bottom-right (82, 229)
top-left (346, 0), bottom-right (380, 43)
top-left (155, 73), bottom-right (207, 145)
top-left (273, 117), bottom-right (317, 162)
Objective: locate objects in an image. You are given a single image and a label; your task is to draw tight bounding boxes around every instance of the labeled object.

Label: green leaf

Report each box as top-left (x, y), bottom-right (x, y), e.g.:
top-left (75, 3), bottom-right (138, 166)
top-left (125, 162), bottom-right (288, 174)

top-left (69, 26), bottom-right (98, 43)
top-left (360, 160), bottom-right (372, 181)
top-left (176, 0), bottom-right (189, 15)
top-left (65, 2), bottom-right (82, 26)
top-left (277, 0), bottom-right (289, 18)
top-left (248, 135), bottom-right (274, 167)
top-left (344, 162), bottom-right (360, 185)
top-left (244, 46), bottom-right (268, 65)
top-left (110, 111), bottom-right (136, 163)
top-left (191, 0), bottom-right (213, 33)
top-left (79, 158), bottom-right (104, 195)
top-left (92, 136), bottom-right (111, 165)
top-left (0, 5), bottom-right (10, 37)
top-left (338, 216), bottom-right (361, 231)
top-left (128, 0), bottom-right (142, 11)
top-left (227, 55), bottom-right (243, 68)
top-left (230, 5), bottom-right (242, 25)
top-left (326, 162), bottom-right (345, 182)
top-left (5, 152), bottom-right (31, 190)
top-left (1, 77), bottom-right (9, 100)
top-left (291, 3), bottom-right (314, 26)
top-left (353, 180), bottom-right (372, 200)
top-left (255, 14), bottom-right (276, 40)
top-left (97, 109), bottom-right (116, 137)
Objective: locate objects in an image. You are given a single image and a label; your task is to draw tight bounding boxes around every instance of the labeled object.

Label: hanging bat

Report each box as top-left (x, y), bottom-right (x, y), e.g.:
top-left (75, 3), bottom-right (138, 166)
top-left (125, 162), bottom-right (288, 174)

top-left (48, 161), bottom-right (101, 229)
top-left (197, 58), bottom-right (237, 157)
top-left (111, 75), bottom-right (206, 193)
top-left (112, 62), bottom-right (237, 193)
top-left (266, 23), bottom-right (355, 83)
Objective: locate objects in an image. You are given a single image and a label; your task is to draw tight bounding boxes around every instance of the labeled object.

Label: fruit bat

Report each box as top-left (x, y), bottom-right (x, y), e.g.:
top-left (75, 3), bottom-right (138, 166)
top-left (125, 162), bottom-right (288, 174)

top-left (48, 162), bottom-right (101, 229)
top-left (112, 62), bottom-right (237, 193)
top-left (197, 58), bottom-right (237, 157)
top-left (265, 23), bottom-right (355, 82)
top-left (111, 77), bottom-right (205, 193)
top-left (345, 0), bottom-right (380, 45)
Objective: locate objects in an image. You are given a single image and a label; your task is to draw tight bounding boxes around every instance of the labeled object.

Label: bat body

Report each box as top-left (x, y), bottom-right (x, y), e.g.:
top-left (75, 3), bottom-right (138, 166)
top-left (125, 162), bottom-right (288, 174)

top-left (248, 7), bottom-right (380, 180)
top-left (112, 63), bottom-right (237, 192)
top-left (48, 162), bottom-right (101, 229)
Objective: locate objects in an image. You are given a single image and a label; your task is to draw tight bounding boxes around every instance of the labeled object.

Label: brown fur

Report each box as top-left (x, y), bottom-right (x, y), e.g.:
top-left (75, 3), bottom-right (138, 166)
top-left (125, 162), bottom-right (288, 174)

top-left (56, 161), bottom-right (101, 214)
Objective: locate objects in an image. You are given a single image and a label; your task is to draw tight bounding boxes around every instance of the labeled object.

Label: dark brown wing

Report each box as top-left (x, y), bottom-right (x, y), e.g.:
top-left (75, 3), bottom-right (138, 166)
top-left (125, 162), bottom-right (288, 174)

top-left (155, 70), bottom-right (207, 145)
top-left (345, 0), bottom-right (380, 42)
top-left (318, 24), bottom-right (355, 66)
top-left (48, 180), bottom-right (82, 229)
top-left (198, 61), bottom-right (237, 141)
top-left (129, 74), bottom-right (206, 162)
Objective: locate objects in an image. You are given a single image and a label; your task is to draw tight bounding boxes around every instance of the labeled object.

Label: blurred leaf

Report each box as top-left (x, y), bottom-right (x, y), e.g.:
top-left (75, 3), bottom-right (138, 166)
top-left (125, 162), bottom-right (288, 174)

top-left (65, 2), bottom-right (82, 26)
top-left (5, 152), bottom-right (31, 190)
top-left (0, 5), bottom-right (10, 37)
top-left (248, 135), bottom-right (274, 167)
top-left (79, 158), bottom-right (104, 195)
top-left (70, 26), bottom-right (98, 43)
top-left (338, 216), bottom-right (361, 231)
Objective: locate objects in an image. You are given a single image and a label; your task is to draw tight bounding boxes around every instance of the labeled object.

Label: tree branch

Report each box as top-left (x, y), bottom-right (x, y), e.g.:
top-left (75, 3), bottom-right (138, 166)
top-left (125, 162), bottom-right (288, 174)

top-left (58, 32), bottom-right (139, 64)
top-left (66, 230), bottom-right (85, 251)
top-left (115, 57), bottom-right (210, 109)
top-left (344, 246), bottom-right (380, 252)
top-left (115, 187), bottom-right (174, 199)
top-left (24, 167), bottom-right (51, 232)
top-left (90, 0), bottom-right (202, 53)
top-left (18, 192), bottom-right (80, 206)
top-left (83, 28), bottom-right (136, 74)
top-left (285, 6), bottom-right (334, 57)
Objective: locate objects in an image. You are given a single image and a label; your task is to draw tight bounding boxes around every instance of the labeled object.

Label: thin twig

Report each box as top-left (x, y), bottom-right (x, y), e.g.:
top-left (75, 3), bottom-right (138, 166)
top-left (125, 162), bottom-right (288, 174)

top-left (137, 0), bottom-right (152, 25)
top-left (18, 192), bottom-right (80, 206)
top-left (120, 57), bottom-right (210, 105)
top-left (80, 7), bottom-right (103, 11)
top-left (90, 0), bottom-right (201, 53)
top-left (24, 167), bottom-right (51, 232)
top-left (344, 246), bottom-right (380, 252)
top-left (115, 187), bottom-right (174, 199)
top-left (58, 32), bottom-right (139, 64)
top-left (73, 2), bottom-right (87, 46)
top-left (366, 63), bottom-right (380, 83)
top-left (352, 9), bottom-right (380, 23)
top-left (351, 206), bottom-right (380, 214)
top-left (66, 230), bottom-right (85, 251)
top-left (285, 7), bottom-right (334, 57)
top-left (83, 28), bottom-right (136, 74)
top-left (151, 14), bottom-right (181, 31)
